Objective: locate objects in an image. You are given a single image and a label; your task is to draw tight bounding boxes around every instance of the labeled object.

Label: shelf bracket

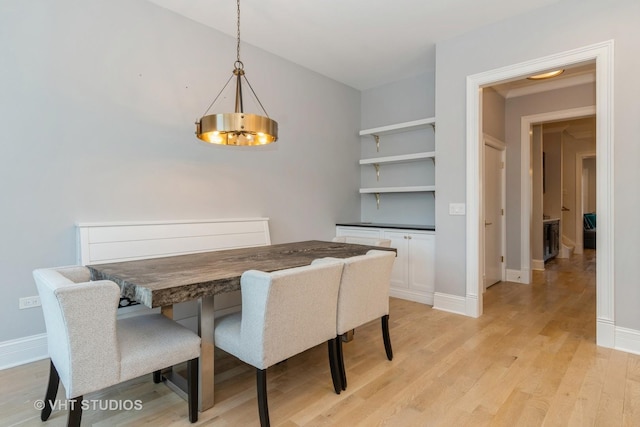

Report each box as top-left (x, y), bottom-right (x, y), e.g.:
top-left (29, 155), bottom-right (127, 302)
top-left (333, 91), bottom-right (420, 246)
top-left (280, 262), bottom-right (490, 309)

top-left (373, 134), bottom-right (380, 152)
top-left (374, 163), bottom-right (380, 181)
top-left (375, 192), bottom-right (380, 210)
top-left (429, 123), bottom-right (435, 131)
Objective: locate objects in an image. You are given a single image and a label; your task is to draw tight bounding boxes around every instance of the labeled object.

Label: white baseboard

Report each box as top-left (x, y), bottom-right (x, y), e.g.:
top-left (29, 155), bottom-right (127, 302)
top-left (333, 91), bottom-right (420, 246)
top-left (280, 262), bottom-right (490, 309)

top-left (389, 289), bottom-right (433, 306)
top-left (433, 292), bottom-right (466, 316)
top-left (0, 333), bottom-right (48, 371)
top-left (507, 269), bottom-right (524, 283)
top-left (614, 326), bottom-right (640, 355)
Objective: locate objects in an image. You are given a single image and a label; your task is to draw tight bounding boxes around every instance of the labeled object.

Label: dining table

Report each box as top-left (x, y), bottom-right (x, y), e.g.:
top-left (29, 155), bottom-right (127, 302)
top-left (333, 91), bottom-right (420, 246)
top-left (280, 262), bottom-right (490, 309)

top-left (87, 239), bottom-right (396, 411)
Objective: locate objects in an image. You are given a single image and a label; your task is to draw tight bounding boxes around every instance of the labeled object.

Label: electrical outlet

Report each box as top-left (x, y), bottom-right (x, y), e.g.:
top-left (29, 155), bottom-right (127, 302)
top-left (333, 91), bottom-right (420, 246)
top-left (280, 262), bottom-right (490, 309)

top-left (449, 203), bottom-right (466, 215)
top-left (19, 296), bottom-right (41, 309)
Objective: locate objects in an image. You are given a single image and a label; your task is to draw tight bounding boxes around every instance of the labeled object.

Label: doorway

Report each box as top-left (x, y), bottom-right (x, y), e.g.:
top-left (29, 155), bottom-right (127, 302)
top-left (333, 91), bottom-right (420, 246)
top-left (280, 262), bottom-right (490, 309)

top-left (465, 40), bottom-right (614, 348)
top-left (483, 135), bottom-right (505, 289)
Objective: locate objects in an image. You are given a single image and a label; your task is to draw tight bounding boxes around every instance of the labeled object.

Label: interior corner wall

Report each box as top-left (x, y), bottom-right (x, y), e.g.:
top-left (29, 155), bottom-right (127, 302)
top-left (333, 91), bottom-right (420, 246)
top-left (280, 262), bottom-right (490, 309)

top-left (435, 0), bottom-right (640, 332)
top-left (359, 71), bottom-right (436, 225)
top-left (0, 0), bottom-right (361, 343)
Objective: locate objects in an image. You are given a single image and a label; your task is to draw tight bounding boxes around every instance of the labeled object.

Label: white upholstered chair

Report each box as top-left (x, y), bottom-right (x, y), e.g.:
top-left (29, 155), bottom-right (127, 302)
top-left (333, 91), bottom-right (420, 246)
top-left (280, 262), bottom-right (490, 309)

top-left (332, 236), bottom-right (392, 247)
top-left (316, 250), bottom-right (396, 390)
top-left (214, 260), bottom-right (345, 427)
top-left (33, 266), bottom-right (201, 426)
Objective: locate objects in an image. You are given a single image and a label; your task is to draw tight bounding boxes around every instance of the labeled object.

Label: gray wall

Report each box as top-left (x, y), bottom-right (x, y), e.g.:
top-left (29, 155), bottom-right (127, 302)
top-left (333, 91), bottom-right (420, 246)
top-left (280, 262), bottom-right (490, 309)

top-left (0, 0), bottom-right (361, 342)
top-left (360, 72), bottom-right (436, 225)
top-left (482, 87), bottom-right (506, 142)
top-left (435, 0), bottom-right (640, 330)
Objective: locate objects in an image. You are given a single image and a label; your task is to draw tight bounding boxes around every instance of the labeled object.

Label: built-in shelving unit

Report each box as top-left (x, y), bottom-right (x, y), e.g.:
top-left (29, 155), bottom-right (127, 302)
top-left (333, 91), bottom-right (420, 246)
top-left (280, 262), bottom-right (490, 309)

top-left (359, 117), bottom-right (436, 137)
top-left (358, 117), bottom-right (436, 208)
top-left (359, 151), bottom-right (435, 166)
top-left (359, 186), bottom-right (436, 194)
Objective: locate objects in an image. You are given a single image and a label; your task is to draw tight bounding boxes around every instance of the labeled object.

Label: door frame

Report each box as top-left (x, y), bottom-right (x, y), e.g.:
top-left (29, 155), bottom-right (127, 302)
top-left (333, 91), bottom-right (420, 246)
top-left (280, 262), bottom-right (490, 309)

top-left (483, 134), bottom-right (506, 289)
top-left (575, 151), bottom-right (596, 254)
top-left (520, 107), bottom-right (596, 280)
top-left (465, 40), bottom-right (615, 348)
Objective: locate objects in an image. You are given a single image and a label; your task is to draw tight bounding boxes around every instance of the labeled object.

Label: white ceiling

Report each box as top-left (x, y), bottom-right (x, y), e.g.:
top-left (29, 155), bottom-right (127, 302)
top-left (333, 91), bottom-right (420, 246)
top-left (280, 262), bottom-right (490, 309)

top-left (146, 0), bottom-right (566, 90)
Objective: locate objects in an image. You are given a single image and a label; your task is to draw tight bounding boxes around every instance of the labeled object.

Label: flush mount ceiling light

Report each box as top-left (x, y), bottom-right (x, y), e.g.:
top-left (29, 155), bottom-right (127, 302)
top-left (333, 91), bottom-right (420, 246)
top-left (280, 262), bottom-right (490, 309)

top-left (527, 69), bottom-right (565, 80)
top-left (195, 0), bottom-right (278, 146)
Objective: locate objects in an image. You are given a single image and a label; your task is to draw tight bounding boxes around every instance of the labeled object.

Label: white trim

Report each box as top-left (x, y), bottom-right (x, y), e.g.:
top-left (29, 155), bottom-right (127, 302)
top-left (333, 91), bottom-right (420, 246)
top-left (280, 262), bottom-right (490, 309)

top-left (433, 292), bottom-right (467, 316)
top-left (466, 41), bottom-right (615, 348)
top-left (0, 333), bottom-right (48, 371)
top-left (75, 217), bottom-right (270, 228)
top-left (615, 327), bottom-right (640, 356)
top-left (520, 106), bottom-right (596, 280)
top-left (389, 289), bottom-right (433, 305)
top-left (506, 269), bottom-right (525, 283)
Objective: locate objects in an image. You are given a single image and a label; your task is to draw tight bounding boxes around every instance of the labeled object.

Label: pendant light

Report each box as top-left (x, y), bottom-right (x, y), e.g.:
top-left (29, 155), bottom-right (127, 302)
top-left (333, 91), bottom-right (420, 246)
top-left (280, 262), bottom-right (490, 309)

top-left (195, 0), bottom-right (278, 146)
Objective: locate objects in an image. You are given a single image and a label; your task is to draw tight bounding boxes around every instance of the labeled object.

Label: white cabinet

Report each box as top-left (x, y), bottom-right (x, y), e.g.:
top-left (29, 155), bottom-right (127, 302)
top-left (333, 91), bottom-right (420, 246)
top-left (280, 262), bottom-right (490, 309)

top-left (336, 225), bottom-right (435, 305)
top-left (384, 230), bottom-right (435, 305)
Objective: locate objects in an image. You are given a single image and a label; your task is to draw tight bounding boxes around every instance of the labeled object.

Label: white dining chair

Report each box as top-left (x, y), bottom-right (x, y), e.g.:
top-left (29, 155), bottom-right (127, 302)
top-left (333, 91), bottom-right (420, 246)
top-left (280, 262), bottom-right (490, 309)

top-left (332, 236), bottom-right (392, 247)
top-left (33, 266), bottom-right (201, 426)
top-left (214, 260), bottom-right (344, 427)
top-left (316, 249), bottom-right (396, 390)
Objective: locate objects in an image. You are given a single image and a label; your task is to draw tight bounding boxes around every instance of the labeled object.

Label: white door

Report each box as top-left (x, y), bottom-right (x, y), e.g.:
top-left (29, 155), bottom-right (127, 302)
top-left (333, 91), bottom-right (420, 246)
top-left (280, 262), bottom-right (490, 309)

top-left (484, 139), bottom-right (505, 289)
top-left (384, 231), bottom-right (408, 289)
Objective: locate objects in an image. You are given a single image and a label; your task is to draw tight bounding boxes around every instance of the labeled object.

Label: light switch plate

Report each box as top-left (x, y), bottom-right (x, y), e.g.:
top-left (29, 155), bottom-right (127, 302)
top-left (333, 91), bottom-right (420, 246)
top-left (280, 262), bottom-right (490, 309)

top-left (449, 203), bottom-right (466, 215)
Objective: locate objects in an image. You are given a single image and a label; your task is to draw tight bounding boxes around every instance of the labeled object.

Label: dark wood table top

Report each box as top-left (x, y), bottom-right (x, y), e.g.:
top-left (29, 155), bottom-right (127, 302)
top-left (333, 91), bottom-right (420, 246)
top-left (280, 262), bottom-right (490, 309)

top-left (88, 240), bottom-right (396, 308)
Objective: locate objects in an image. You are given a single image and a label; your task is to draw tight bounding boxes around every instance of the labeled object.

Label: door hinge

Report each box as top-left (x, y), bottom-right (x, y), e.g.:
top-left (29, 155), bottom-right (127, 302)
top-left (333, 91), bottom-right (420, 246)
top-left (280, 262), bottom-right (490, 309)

top-left (501, 208), bottom-right (504, 215)
top-left (501, 161), bottom-right (505, 169)
top-left (500, 256), bottom-right (504, 262)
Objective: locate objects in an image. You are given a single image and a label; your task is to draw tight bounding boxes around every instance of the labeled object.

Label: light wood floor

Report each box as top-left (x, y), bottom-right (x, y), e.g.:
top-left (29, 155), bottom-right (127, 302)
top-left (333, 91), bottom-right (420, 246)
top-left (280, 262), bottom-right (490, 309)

top-left (3, 250), bottom-right (640, 426)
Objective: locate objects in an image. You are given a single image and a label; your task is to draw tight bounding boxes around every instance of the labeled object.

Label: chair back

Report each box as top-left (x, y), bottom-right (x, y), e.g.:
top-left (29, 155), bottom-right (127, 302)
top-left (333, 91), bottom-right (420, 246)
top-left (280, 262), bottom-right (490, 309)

top-left (236, 261), bottom-right (344, 369)
top-left (332, 236), bottom-right (392, 247)
top-left (335, 250), bottom-right (396, 335)
top-left (33, 266), bottom-right (121, 398)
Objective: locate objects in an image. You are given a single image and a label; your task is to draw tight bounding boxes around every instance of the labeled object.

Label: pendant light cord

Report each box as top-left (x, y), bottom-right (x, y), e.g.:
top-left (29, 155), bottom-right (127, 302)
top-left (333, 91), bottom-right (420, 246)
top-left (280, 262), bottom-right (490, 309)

top-left (236, 0), bottom-right (241, 63)
top-left (199, 0), bottom-right (271, 119)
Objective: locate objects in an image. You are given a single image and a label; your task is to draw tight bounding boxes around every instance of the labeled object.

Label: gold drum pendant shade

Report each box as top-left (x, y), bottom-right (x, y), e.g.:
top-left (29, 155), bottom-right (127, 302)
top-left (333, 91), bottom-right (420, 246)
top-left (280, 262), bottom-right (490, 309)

top-left (195, 0), bottom-right (278, 146)
top-left (196, 113), bottom-right (278, 146)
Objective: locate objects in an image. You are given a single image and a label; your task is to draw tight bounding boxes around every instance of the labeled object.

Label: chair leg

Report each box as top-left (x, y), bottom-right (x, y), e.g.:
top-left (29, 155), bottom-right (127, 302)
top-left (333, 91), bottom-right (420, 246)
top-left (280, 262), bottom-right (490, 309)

top-left (187, 358), bottom-right (199, 423)
top-left (336, 334), bottom-right (347, 390)
top-left (257, 368), bottom-right (270, 427)
top-left (68, 396), bottom-right (83, 427)
top-left (381, 315), bottom-right (393, 360)
top-left (41, 360), bottom-right (60, 421)
top-left (153, 370), bottom-right (162, 384)
top-left (327, 339), bottom-right (342, 394)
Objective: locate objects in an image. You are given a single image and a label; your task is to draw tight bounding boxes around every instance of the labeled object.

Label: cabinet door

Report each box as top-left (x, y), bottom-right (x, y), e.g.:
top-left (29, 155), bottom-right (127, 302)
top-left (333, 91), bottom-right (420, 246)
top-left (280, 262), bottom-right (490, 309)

top-left (383, 231), bottom-right (408, 289)
top-left (407, 232), bottom-right (435, 293)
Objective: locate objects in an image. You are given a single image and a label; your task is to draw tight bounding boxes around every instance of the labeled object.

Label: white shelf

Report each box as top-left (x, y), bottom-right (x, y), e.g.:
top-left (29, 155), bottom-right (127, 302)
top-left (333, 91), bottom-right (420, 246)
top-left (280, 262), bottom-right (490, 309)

top-left (360, 151), bottom-right (435, 165)
top-left (360, 186), bottom-right (436, 194)
top-left (359, 117), bottom-right (435, 136)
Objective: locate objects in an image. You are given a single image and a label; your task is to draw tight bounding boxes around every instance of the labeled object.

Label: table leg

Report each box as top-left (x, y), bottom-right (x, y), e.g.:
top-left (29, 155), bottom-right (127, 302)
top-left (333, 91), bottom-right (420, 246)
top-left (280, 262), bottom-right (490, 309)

top-left (159, 301), bottom-right (215, 412)
top-left (198, 295), bottom-right (215, 411)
